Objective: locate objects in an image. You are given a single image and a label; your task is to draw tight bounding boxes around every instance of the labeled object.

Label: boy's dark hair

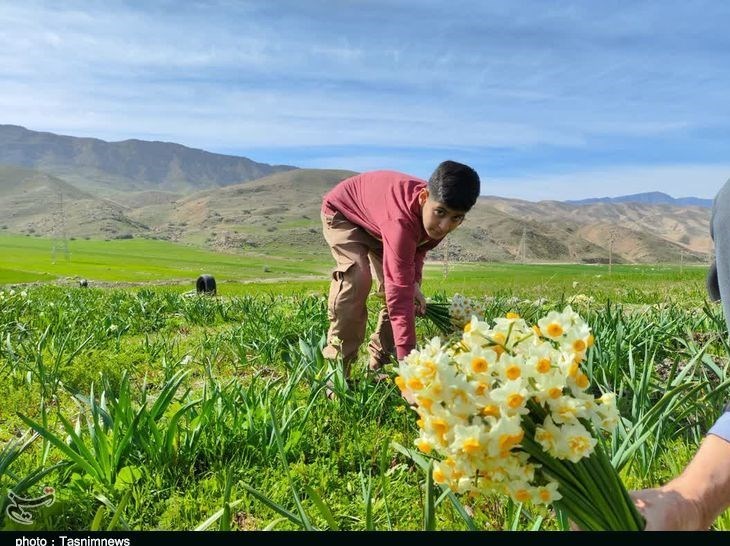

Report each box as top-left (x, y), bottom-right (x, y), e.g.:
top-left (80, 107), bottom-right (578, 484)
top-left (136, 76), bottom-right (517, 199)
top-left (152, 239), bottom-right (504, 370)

top-left (428, 160), bottom-right (481, 212)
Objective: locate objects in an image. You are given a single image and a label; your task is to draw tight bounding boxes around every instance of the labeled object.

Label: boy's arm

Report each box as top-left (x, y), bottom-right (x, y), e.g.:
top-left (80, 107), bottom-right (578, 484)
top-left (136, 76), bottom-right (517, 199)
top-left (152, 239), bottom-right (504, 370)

top-left (381, 221), bottom-right (422, 359)
top-left (413, 247), bottom-right (430, 316)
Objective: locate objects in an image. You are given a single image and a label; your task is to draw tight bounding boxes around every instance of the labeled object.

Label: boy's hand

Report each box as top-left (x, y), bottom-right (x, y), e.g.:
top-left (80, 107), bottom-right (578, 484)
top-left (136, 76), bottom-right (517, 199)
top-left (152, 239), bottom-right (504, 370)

top-left (414, 284), bottom-right (426, 316)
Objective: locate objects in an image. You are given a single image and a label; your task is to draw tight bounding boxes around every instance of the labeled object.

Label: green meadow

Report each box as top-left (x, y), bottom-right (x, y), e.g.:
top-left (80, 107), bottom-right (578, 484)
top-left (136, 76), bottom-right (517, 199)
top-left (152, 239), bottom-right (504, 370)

top-left (0, 234), bottom-right (329, 286)
top-left (0, 234), bottom-right (710, 303)
top-left (1, 234), bottom-right (727, 531)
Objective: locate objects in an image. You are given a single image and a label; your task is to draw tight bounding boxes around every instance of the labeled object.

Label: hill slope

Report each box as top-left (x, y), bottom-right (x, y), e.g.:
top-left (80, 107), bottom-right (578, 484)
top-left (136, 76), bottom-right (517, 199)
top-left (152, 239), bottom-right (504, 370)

top-left (0, 124), bottom-right (297, 194)
top-left (0, 164), bottom-right (713, 264)
top-left (0, 165), bottom-right (149, 239)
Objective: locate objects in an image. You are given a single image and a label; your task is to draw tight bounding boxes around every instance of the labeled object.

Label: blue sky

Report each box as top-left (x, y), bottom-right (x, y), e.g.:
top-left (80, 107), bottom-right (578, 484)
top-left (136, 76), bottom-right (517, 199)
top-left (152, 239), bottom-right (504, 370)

top-left (1, 0), bottom-right (729, 201)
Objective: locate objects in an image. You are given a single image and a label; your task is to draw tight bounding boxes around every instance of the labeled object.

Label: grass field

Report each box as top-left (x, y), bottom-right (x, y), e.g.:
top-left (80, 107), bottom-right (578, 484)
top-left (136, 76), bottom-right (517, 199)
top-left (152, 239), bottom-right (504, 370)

top-left (1, 234), bottom-right (726, 531)
top-left (0, 234), bottom-right (329, 285)
top-left (0, 234), bottom-right (710, 303)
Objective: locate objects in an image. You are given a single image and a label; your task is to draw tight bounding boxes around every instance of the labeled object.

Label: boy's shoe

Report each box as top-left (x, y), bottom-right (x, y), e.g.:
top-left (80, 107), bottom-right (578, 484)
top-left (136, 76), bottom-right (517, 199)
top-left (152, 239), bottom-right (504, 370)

top-left (368, 356), bottom-right (388, 372)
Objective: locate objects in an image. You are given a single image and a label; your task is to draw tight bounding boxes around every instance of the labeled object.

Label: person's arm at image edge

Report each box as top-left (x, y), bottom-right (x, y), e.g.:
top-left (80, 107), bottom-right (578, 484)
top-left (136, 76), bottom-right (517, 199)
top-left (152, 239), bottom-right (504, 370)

top-left (631, 414), bottom-right (730, 530)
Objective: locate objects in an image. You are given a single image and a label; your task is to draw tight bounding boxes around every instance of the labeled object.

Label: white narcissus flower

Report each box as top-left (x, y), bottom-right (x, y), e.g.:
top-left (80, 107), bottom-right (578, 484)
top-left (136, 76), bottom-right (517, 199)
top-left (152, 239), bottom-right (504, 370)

top-left (490, 379), bottom-right (529, 417)
top-left (555, 422), bottom-right (597, 463)
top-left (449, 293), bottom-right (487, 328)
top-left (398, 304), bottom-right (617, 510)
top-left (593, 392), bottom-right (620, 431)
top-left (535, 416), bottom-right (562, 455)
top-left (534, 481), bottom-right (562, 505)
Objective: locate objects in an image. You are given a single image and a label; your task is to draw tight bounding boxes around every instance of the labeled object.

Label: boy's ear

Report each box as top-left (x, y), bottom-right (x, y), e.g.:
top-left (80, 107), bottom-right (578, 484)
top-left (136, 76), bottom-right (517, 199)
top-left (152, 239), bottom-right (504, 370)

top-left (418, 188), bottom-right (429, 206)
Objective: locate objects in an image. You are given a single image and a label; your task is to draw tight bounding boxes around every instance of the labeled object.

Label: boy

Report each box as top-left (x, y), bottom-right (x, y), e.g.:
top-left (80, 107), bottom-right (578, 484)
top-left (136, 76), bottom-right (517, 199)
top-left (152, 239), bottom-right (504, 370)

top-left (320, 160), bottom-right (481, 380)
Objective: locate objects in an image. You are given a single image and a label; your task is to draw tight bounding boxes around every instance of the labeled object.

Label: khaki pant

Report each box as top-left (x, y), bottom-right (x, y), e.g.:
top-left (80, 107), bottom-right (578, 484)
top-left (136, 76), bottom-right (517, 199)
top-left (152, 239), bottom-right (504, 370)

top-left (321, 211), bottom-right (396, 377)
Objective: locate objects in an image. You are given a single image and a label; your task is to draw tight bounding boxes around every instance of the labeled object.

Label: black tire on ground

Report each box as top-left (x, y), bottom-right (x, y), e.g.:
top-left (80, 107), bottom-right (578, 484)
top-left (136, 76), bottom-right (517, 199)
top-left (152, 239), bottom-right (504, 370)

top-left (79, 279), bottom-right (88, 288)
top-left (196, 274), bottom-right (217, 295)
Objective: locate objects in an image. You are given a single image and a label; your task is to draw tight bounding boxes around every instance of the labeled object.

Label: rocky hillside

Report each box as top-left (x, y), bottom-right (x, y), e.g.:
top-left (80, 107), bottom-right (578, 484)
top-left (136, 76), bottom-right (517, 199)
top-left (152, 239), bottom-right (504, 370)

top-left (0, 164), bottom-right (713, 264)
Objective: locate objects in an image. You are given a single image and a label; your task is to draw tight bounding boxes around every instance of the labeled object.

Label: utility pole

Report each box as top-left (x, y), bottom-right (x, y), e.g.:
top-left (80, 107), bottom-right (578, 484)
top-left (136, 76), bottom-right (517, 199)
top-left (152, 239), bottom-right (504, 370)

top-left (517, 226), bottom-right (527, 263)
top-left (607, 228), bottom-right (617, 275)
top-left (51, 192), bottom-right (70, 264)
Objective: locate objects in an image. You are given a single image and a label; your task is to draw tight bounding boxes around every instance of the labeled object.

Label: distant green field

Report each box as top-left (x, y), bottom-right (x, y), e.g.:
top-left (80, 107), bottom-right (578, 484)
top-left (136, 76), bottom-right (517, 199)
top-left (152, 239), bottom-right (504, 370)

top-left (0, 234), bottom-right (330, 285)
top-left (424, 261), bottom-right (709, 304)
top-left (0, 234), bottom-right (711, 303)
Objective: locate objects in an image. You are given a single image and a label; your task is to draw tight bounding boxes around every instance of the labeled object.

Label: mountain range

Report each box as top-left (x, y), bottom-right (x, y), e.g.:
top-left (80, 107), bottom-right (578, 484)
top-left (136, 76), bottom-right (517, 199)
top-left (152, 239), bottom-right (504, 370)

top-left (566, 192), bottom-right (713, 208)
top-left (0, 125), bottom-right (714, 264)
top-left (0, 124), bottom-right (296, 194)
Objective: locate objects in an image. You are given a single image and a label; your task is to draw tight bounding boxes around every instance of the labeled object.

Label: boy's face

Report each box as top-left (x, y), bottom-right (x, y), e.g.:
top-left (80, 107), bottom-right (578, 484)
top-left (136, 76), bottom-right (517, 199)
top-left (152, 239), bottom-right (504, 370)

top-left (418, 189), bottom-right (466, 240)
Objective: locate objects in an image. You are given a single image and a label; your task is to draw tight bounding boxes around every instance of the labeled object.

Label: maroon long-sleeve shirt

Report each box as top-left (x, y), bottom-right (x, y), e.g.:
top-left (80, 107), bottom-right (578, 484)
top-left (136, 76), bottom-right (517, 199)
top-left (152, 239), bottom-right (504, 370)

top-left (322, 170), bottom-right (441, 358)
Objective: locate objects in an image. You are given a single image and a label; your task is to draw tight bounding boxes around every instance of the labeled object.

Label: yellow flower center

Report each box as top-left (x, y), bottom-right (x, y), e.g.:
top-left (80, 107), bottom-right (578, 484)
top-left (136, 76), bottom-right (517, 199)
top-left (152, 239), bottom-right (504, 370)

top-left (432, 418), bottom-right (448, 436)
top-left (587, 334), bottom-right (595, 347)
top-left (506, 364), bottom-right (521, 380)
top-left (575, 372), bottom-right (590, 389)
top-left (536, 358), bottom-right (551, 373)
top-left (471, 356), bottom-right (488, 373)
top-left (475, 382), bottom-right (488, 396)
top-left (407, 377), bottom-right (424, 391)
top-left (532, 325), bottom-right (542, 337)
top-left (462, 437), bottom-right (480, 454)
top-left (568, 436), bottom-right (592, 456)
top-left (548, 387), bottom-right (562, 399)
top-left (422, 361), bottom-right (437, 377)
top-left (535, 429), bottom-right (554, 447)
top-left (506, 312), bottom-right (520, 319)
top-left (433, 467), bottom-right (446, 484)
top-left (572, 339), bottom-right (586, 352)
top-left (482, 404), bottom-right (500, 418)
top-left (498, 430), bottom-right (524, 451)
top-left (464, 322), bottom-right (472, 333)
top-left (514, 489), bottom-right (531, 503)
top-left (507, 393), bottom-right (525, 409)
top-left (568, 361), bottom-right (579, 378)
top-left (539, 489), bottom-right (552, 503)
top-left (559, 405), bottom-right (578, 420)
top-left (395, 376), bottom-right (406, 391)
top-left (547, 323), bottom-right (563, 337)
top-left (416, 439), bottom-right (432, 453)
top-left (418, 397), bottom-right (433, 411)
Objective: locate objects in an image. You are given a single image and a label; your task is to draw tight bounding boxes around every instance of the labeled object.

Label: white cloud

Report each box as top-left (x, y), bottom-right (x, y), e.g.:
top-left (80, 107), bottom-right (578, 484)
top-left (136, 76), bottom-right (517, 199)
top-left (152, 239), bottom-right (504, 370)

top-left (1, 0), bottom-right (729, 199)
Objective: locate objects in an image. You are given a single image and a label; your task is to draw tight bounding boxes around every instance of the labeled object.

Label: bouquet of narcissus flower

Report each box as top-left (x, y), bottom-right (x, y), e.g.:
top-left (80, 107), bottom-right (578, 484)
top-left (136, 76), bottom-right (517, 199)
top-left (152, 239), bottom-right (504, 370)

top-left (396, 306), bottom-right (645, 531)
top-left (424, 293), bottom-right (487, 334)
